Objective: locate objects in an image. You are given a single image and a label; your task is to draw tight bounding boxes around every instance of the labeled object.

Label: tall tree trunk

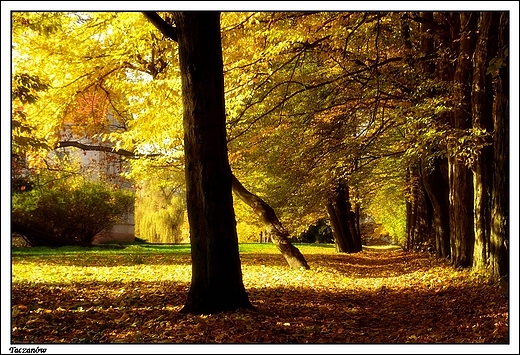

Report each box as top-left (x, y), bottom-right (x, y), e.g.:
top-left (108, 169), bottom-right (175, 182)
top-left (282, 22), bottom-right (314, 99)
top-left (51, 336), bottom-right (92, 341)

top-left (351, 184), bottom-right (362, 247)
top-left (405, 164), bottom-right (431, 251)
top-left (419, 12), bottom-right (451, 258)
top-left (405, 168), bottom-right (417, 251)
top-left (231, 175), bottom-right (309, 269)
top-left (489, 12), bottom-right (509, 282)
top-left (172, 12), bottom-right (253, 314)
top-left (354, 199), bottom-right (361, 243)
top-left (431, 11), bottom-right (459, 257)
top-left (422, 157), bottom-right (451, 258)
top-left (327, 180), bottom-right (362, 253)
top-left (471, 12), bottom-right (495, 272)
top-left (448, 12), bottom-right (477, 268)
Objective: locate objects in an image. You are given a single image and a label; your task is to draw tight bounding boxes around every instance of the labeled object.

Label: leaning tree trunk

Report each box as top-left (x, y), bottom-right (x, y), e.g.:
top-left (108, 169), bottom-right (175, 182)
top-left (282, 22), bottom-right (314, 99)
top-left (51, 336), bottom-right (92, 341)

top-left (231, 175), bottom-right (310, 269)
top-left (327, 201), bottom-right (352, 252)
top-left (489, 12), bottom-right (509, 282)
top-left (172, 11), bottom-right (253, 314)
top-left (354, 199), bottom-right (361, 243)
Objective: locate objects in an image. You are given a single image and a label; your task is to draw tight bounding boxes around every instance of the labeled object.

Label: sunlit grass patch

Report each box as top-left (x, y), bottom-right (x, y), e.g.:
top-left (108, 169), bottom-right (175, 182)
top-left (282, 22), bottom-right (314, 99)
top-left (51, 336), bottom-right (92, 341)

top-left (11, 243), bottom-right (338, 286)
top-left (238, 243), bottom-right (337, 254)
top-left (11, 244), bottom-right (191, 256)
top-left (362, 245), bottom-right (403, 252)
top-left (12, 263), bottom-right (193, 284)
top-left (9, 243), bottom-right (496, 292)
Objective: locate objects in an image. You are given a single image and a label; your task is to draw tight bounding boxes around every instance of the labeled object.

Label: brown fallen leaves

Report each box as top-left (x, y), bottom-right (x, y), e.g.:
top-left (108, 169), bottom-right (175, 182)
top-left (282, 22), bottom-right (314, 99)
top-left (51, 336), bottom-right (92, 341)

top-left (11, 249), bottom-right (509, 344)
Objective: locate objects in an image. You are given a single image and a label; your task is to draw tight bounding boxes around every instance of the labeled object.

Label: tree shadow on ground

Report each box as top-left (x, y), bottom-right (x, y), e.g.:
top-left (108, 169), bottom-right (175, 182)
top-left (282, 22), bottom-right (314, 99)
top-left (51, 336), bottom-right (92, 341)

top-left (240, 250), bottom-right (439, 278)
top-left (11, 276), bottom-right (508, 344)
top-left (12, 246), bottom-right (420, 273)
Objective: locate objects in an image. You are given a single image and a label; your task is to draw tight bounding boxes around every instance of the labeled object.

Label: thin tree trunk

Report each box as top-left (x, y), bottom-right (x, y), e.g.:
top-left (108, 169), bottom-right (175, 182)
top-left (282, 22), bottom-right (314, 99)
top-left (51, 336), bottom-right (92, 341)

top-left (231, 175), bottom-right (310, 269)
top-left (354, 200), bottom-right (361, 243)
top-left (405, 199), bottom-right (416, 251)
top-left (471, 12), bottom-right (494, 272)
top-left (406, 165), bottom-right (423, 251)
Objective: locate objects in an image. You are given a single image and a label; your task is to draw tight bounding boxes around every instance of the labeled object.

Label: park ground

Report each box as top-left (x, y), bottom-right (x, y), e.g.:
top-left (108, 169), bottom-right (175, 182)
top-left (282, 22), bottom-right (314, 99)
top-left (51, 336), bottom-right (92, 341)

top-left (11, 243), bottom-right (509, 344)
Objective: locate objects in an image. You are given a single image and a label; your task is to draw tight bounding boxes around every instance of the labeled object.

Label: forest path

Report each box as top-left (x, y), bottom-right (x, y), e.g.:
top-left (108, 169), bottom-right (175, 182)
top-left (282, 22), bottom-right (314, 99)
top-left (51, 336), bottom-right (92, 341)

top-left (11, 247), bottom-right (509, 343)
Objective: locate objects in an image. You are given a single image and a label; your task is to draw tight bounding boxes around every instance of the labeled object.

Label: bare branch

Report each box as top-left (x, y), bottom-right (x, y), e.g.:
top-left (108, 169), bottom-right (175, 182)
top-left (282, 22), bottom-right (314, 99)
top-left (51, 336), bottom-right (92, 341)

top-left (142, 12), bottom-right (178, 42)
top-left (57, 141), bottom-right (136, 157)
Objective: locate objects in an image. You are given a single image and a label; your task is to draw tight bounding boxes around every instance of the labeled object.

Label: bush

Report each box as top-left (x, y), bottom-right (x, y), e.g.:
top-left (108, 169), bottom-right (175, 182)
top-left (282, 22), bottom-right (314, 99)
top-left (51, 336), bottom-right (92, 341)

top-left (294, 218), bottom-right (334, 243)
top-left (12, 180), bottom-right (134, 245)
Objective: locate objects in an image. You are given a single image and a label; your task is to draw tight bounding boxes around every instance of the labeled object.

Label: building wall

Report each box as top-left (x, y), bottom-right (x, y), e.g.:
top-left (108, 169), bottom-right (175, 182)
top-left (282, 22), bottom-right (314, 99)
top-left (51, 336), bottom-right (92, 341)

top-left (92, 225), bottom-right (135, 244)
top-left (92, 207), bottom-right (135, 244)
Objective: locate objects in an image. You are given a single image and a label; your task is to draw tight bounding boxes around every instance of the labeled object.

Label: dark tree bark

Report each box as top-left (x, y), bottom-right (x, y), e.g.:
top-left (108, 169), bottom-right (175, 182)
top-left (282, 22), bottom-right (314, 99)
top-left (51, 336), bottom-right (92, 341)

top-left (419, 12), bottom-right (450, 258)
top-left (328, 201), bottom-right (352, 253)
top-left (433, 12), bottom-right (458, 259)
top-left (349, 208), bottom-right (362, 252)
top-left (327, 181), bottom-right (362, 253)
top-left (422, 158), bottom-right (451, 258)
top-left (448, 12), bottom-right (477, 268)
top-left (471, 12), bottom-right (496, 272)
top-left (405, 164), bottom-right (432, 251)
top-left (164, 12), bottom-right (253, 314)
top-left (231, 175), bottom-right (310, 269)
top-left (405, 171), bottom-right (416, 252)
top-left (489, 12), bottom-right (509, 282)
top-left (354, 198), bottom-right (361, 242)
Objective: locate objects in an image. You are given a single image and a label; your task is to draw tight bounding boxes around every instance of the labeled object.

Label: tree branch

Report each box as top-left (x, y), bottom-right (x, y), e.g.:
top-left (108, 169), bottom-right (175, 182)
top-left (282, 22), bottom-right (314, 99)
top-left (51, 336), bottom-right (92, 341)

top-left (56, 141), bottom-right (182, 168)
top-left (142, 12), bottom-right (178, 42)
top-left (231, 174), bottom-right (310, 269)
top-left (57, 141), bottom-right (137, 157)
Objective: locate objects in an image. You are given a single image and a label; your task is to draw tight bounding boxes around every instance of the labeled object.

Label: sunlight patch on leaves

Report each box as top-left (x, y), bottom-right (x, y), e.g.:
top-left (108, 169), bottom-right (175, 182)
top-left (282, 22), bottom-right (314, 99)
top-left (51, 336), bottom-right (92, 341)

top-left (11, 245), bottom-right (508, 344)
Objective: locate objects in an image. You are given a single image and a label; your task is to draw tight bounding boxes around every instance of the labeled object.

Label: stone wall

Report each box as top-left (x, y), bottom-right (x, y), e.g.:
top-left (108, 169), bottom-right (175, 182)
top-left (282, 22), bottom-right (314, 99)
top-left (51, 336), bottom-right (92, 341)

top-left (92, 224), bottom-right (135, 244)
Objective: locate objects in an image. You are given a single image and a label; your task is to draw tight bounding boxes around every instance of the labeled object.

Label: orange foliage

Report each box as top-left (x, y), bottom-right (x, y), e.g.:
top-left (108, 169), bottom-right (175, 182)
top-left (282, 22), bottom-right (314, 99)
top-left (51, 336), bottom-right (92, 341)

top-left (11, 249), bottom-right (509, 344)
top-left (63, 85), bottom-right (112, 137)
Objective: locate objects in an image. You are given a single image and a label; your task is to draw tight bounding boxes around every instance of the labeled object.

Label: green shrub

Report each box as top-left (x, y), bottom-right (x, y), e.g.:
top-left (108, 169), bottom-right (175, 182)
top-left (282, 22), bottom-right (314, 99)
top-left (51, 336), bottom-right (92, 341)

top-left (295, 218), bottom-right (334, 243)
top-left (12, 180), bottom-right (134, 245)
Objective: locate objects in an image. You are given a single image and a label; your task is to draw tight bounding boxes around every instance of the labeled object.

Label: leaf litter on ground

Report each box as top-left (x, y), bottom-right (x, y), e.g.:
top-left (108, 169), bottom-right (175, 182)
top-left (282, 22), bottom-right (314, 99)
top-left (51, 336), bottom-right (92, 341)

top-left (11, 245), bottom-right (509, 344)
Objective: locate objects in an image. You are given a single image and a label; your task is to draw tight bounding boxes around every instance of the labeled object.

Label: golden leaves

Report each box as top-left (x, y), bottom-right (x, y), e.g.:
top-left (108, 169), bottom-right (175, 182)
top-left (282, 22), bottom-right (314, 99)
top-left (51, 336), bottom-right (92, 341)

top-left (11, 245), bottom-right (509, 343)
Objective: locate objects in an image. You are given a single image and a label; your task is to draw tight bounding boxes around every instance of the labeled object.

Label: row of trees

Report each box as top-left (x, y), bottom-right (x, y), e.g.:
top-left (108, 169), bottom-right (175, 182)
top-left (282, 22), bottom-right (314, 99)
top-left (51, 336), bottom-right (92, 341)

top-left (402, 13), bottom-right (509, 278)
top-left (219, 11), bottom-right (510, 278)
top-left (12, 11), bottom-right (510, 313)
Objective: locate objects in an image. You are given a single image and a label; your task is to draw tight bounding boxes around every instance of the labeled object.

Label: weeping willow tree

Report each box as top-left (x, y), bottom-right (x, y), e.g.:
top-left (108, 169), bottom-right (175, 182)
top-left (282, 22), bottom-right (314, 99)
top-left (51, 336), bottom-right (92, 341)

top-left (134, 178), bottom-right (187, 244)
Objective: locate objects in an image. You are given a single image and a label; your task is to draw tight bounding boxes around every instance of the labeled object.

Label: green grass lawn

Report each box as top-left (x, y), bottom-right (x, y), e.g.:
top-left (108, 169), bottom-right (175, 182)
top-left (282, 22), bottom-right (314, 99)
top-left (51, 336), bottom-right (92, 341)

top-left (11, 242), bottom-right (338, 284)
top-left (11, 242), bottom-right (338, 256)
